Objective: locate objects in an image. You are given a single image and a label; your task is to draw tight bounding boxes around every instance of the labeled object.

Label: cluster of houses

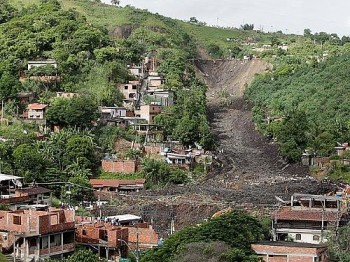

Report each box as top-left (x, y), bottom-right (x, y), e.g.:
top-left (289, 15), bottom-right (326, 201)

top-left (251, 191), bottom-right (350, 262)
top-left (98, 57), bottom-right (209, 177)
top-left (15, 58), bottom-right (208, 172)
top-left (301, 142), bottom-right (350, 177)
top-left (0, 173), bottom-right (159, 262)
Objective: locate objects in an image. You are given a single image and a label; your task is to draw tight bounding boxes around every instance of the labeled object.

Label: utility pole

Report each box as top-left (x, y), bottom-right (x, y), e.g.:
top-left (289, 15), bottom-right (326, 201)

top-left (170, 205), bottom-right (176, 235)
top-left (98, 189), bottom-right (102, 218)
top-left (1, 100), bottom-right (3, 124)
top-left (136, 227), bottom-right (140, 262)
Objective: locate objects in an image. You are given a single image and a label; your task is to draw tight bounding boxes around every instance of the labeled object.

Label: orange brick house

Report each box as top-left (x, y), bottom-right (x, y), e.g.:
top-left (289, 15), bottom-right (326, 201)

top-left (251, 241), bottom-right (328, 262)
top-left (76, 222), bottom-right (128, 261)
top-left (0, 208), bottom-right (75, 261)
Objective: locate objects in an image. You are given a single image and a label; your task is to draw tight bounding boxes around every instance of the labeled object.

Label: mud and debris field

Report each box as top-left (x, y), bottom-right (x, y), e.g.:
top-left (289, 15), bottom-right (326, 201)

top-left (109, 59), bottom-right (334, 236)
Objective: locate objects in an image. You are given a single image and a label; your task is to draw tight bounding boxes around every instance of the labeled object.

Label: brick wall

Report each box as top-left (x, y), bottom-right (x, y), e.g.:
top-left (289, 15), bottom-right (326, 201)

top-left (251, 244), bottom-right (328, 262)
top-left (102, 160), bottom-right (138, 174)
top-left (127, 226), bottom-right (158, 249)
top-left (76, 223), bottom-right (128, 248)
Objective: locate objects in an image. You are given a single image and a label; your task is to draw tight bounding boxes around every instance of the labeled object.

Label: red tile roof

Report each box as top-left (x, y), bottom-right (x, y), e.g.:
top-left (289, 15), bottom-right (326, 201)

top-left (27, 103), bottom-right (48, 110)
top-left (90, 179), bottom-right (145, 188)
top-left (274, 208), bottom-right (340, 222)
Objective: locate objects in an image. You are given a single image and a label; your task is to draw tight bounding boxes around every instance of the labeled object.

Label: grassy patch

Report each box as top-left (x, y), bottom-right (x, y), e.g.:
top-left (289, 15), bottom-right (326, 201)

top-left (97, 171), bottom-right (145, 180)
top-left (0, 253), bottom-right (8, 262)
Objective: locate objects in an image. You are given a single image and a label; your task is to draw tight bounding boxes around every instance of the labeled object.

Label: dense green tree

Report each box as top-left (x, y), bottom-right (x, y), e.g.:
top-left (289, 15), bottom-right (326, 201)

top-left (13, 143), bottom-right (48, 182)
top-left (0, 71), bottom-right (22, 100)
top-left (141, 211), bottom-right (267, 262)
top-left (208, 43), bottom-right (223, 59)
top-left (240, 24), bottom-right (254, 30)
top-left (63, 135), bottom-right (99, 172)
top-left (46, 95), bottom-right (98, 128)
top-left (328, 225), bottom-right (350, 262)
top-left (0, 0), bottom-right (16, 24)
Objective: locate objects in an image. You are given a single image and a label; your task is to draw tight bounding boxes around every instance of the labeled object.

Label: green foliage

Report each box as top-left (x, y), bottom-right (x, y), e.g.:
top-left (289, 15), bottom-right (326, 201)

top-left (46, 95), bottom-right (98, 128)
top-left (13, 143), bottom-right (47, 182)
top-left (60, 249), bottom-right (105, 262)
top-left (0, 71), bottom-right (22, 100)
top-left (141, 211), bottom-right (266, 262)
top-left (246, 51), bottom-right (350, 162)
top-left (142, 158), bottom-right (189, 186)
top-left (175, 241), bottom-right (258, 262)
top-left (240, 24), bottom-right (254, 31)
top-left (208, 43), bottom-right (223, 59)
top-left (0, 0), bottom-right (16, 24)
top-left (94, 125), bottom-right (136, 153)
top-left (98, 171), bottom-right (144, 180)
top-left (328, 225), bottom-right (350, 262)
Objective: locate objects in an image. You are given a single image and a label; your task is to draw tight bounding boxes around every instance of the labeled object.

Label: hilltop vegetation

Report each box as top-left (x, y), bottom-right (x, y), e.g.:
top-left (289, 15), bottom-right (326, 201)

top-left (246, 32), bottom-right (350, 163)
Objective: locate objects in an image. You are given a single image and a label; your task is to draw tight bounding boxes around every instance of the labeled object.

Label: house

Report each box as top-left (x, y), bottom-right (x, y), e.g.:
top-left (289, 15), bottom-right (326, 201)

top-left (147, 73), bottom-right (165, 90)
top-left (75, 216), bottom-right (158, 261)
top-left (144, 89), bottom-right (174, 106)
top-left (119, 81), bottom-right (141, 101)
top-left (27, 60), bottom-right (57, 70)
top-left (56, 92), bottom-right (78, 99)
top-left (76, 222), bottom-right (128, 261)
top-left (0, 208), bottom-right (75, 261)
top-left (90, 179), bottom-right (145, 198)
top-left (131, 124), bottom-right (164, 142)
top-left (251, 241), bottom-right (328, 262)
top-left (26, 103), bottom-right (48, 120)
top-left (164, 152), bottom-right (192, 170)
top-left (335, 142), bottom-right (350, 156)
top-left (134, 104), bottom-right (162, 124)
top-left (128, 65), bottom-right (146, 79)
top-left (272, 193), bottom-right (349, 244)
top-left (101, 157), bottom-right (139, 174)
top-left (99, 106), bottom-right (127, 123)
top-left (0, 174), bottom-right (51, 208)
top-left (17, 92), bottom-right (35, 104)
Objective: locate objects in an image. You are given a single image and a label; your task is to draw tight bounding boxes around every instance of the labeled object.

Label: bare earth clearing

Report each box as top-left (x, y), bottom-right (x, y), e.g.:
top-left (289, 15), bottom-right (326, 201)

top-left (106, 59), bottom-right (334, 236)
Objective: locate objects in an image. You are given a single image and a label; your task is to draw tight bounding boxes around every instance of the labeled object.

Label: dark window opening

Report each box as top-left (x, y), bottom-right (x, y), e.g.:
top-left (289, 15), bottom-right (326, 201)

top-left (13, 216), bottom-right (21, 225)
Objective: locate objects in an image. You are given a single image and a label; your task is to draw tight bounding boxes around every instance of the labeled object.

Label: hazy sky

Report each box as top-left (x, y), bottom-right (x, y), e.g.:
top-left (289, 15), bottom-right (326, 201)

top-left (102, 0), bottom-right (350, 36)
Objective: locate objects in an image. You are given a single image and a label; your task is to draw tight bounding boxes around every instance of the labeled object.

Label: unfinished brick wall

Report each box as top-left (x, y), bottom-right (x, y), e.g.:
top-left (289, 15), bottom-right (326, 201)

top-left (251, 244), bottom-right (328, 262)
top-left (76, 223), bottom-right (128, 248)
top-left (127, 226), bottom-right (158, 249)
top-left (102, 160), bottom-right (138, 174)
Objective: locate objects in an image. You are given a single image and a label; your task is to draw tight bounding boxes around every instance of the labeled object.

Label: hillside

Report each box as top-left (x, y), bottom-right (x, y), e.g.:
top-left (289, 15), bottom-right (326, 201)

top-left (2, 0), bottom-right (345, 239)
top-left (9, 0), bottom-right (297, 59)
top-left (246, 51), bottom-right (350, 163)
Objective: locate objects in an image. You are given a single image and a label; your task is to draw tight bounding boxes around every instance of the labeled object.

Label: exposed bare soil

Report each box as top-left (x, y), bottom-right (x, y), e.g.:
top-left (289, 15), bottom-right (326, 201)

top-left (107, 59), bottom-right (335, 237)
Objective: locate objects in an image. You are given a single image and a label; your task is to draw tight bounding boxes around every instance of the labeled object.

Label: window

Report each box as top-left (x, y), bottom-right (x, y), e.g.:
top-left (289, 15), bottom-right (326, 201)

top-left (13, 216), bottom-right (21, 225)
top-left (295, 234), bottom-right (301, 240)
top-left (124, 86), bottom-right (128, 90)
top-left (313, 235), bottom-right (320, 241)
top-left (132, 85), bottom-right (137, 89)
top-left (82, 230), bottom-right (87, 236)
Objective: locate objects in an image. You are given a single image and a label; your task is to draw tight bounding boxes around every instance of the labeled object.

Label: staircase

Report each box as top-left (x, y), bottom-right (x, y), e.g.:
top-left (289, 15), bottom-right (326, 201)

top-left (4, 253), bottom-right (22, 262)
